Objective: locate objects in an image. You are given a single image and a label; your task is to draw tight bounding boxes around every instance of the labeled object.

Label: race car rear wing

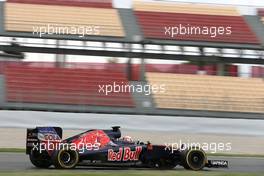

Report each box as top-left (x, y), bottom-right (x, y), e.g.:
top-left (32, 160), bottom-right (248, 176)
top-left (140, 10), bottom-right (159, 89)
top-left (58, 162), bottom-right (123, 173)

top-left (26, 127), bottom-right (62, 154)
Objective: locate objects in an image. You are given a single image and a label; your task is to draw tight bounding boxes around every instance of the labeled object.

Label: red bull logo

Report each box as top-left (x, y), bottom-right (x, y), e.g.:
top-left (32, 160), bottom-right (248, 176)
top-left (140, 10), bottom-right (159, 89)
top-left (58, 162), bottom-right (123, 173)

top-left (108, 146), bottom-right (142, 161)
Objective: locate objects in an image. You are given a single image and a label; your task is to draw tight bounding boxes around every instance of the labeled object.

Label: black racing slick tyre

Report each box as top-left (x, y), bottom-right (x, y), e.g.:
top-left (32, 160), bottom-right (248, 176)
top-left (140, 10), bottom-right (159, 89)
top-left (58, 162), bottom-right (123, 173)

top-left (181, 147), bottom-right (207, 171)
top-left (29, 149), bottom-right (52, 168)
top-left (52, 148), bottom-right (79, 169)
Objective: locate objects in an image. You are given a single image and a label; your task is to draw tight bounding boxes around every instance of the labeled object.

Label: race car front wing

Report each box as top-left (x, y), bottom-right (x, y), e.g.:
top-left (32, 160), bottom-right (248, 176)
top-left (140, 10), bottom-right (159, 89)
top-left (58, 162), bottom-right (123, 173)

top-left (206, 160), bottom-right (229, 168)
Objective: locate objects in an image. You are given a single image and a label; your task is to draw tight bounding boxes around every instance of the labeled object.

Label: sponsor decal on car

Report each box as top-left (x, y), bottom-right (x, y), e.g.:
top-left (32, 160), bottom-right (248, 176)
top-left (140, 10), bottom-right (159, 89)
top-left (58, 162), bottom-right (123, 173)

top-left (108, 146), bottom-right (142, 161)
top-left (209, 160), bottom-right (228, 167)
top-left (38, 127), bottom-right (61, 142)
top-left (38, 133), bottom-right (61, 142)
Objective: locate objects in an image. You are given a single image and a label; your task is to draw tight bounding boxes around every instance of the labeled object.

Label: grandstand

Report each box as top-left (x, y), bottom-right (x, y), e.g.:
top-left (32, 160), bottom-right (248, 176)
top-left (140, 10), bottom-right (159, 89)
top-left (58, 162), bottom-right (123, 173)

top-left (5, 65), bottom-right (134, 107)
top-left (147, 73), bottom-right (264, 113)
top-left (5, 0), bottom-right (124, 37)
top-left (0, 0), bottom-right (263, 119)
top-left (134, 1), bottom-right (259, 44)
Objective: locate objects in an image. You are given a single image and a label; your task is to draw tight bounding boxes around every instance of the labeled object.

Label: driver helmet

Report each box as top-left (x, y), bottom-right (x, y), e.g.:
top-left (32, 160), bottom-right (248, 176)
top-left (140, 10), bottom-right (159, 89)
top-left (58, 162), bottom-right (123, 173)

top-left (122, 136), bottom-right (133, 143)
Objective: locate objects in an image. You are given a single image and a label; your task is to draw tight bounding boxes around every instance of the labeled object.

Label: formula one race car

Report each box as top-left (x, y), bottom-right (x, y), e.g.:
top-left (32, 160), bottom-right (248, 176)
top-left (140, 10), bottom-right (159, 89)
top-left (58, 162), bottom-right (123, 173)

top-left (26, 126), bottom-right (228, 170)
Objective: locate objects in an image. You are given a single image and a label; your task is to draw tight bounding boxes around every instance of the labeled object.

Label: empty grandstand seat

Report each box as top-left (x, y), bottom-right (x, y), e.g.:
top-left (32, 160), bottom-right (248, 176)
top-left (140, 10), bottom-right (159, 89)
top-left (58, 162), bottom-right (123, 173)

top-left (5, 0), bottom-right (124, 37)
top-left (147, 73), bottom-right (264, 113)
top-left (5, 66), bottom-right (134, 107)
top-left (258, 9), bottom-right (264, 26)
top-left (258, 9), bottom-right (264, 18)
top-left (252, 66), bottom-right (264, 78)
top-left (134, 1), bottom-right (260, 44)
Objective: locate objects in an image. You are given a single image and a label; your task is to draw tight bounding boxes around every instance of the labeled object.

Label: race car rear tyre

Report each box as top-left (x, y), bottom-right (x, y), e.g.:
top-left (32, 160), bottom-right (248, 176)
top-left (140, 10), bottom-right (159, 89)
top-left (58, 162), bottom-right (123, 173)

top-left (29, 149), bottom-right (52, 168)
top-left (181, 147), bottom-right (206, 171)
top-left (52, 148), bottom-right (79, 169)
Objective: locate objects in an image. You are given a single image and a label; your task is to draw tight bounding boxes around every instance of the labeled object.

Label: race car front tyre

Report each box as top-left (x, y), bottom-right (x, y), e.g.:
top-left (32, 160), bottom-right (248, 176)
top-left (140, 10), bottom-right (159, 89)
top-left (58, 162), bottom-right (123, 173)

top-left (29, 149), bottom-right (52, 168)
top-left (181, 148), bottom-right (207, 171)
top-left (52, 148), bottom-right (79, 169)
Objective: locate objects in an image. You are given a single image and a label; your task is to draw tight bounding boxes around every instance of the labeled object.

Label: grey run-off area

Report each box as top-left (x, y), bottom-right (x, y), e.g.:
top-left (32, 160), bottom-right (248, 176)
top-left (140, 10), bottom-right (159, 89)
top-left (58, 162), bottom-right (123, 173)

top-left (0, 110), bottom-right (264, 136)
top-left (0, 110), bottom-right (264, 154)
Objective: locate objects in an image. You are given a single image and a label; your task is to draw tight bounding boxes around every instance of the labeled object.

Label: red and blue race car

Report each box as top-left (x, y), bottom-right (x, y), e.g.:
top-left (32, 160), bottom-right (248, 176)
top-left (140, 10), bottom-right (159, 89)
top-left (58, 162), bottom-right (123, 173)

top-left (26, 126), bottom-right (228, 170)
